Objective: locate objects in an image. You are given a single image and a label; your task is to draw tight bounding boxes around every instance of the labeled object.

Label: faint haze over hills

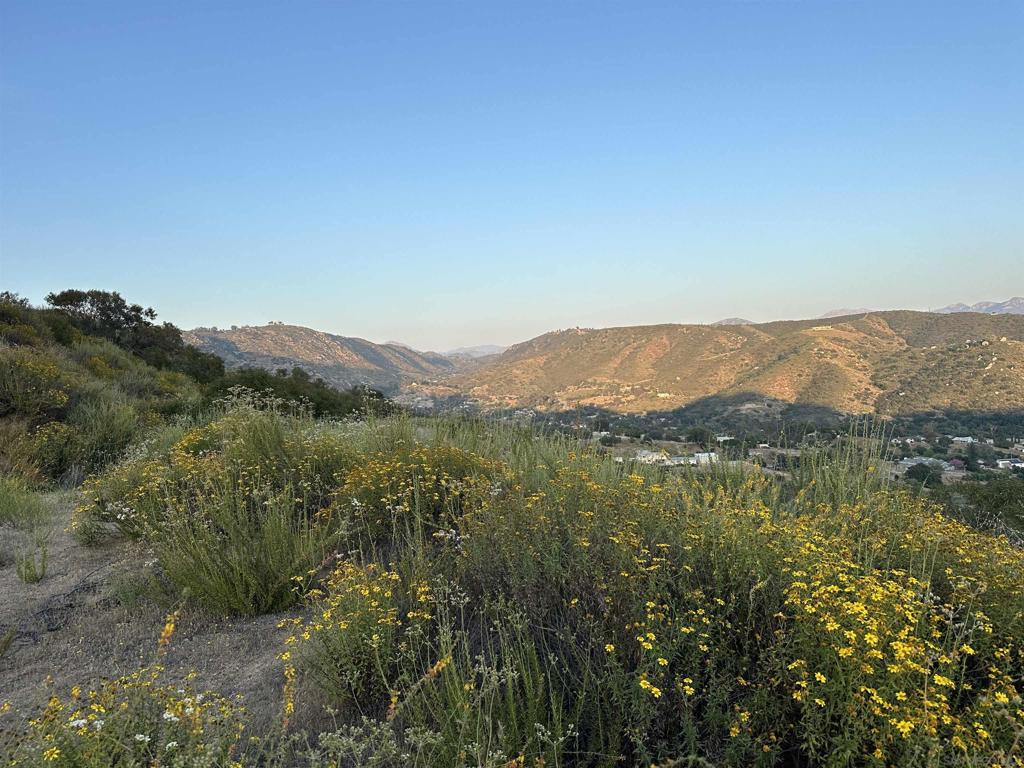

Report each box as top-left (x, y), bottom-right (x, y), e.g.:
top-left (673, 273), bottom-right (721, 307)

top-left (935, 297), bottom-right (1024, 315)
top-left (185, 309), bottom-right (1024, 418)
top-left (813, 299), bottom-right (1024, 321)
top-left (445, 344), bottom-right (507, 358)
top-left (183, 299), bottom-right (1024, 371)
top-left (818, 308), bottom-right (874, 319)
top-left (808, 299), bottom-right (1024, 323)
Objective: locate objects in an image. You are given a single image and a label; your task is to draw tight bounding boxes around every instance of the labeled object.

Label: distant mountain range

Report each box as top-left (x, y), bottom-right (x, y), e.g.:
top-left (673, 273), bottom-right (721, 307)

top-left (935, 297), bottom-right (1024, 315)
top-left (444, 344), bottom-right (507, 358)
top-left (815, 299), bottom-right (1024, 319)
top-left (184, 325), bottom-right (455, 394)
top-left (818, 308), bottom-right (873, 318)
top-left (428, 310), bottom-right (1024, 415)
top-left (710, 317), bottom-right (752, 326)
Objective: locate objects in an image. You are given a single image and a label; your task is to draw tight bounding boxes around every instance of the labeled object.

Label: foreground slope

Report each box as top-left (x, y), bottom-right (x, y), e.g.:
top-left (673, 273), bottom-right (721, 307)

top-left (5, 408), bottom-right (1023, 767)
top-left (442, 311), bottom-right (1024, 414)
top-left (185, 324), bottom-right (454, 394)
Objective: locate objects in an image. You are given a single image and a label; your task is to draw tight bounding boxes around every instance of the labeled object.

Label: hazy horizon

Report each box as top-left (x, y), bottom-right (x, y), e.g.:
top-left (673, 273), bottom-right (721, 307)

top-left (176, 294), bottom-right (1024, 351)
top-left (3, 2), bottom-right (1023, 349)
top-left (4, 293), bottom-right (1020, 353)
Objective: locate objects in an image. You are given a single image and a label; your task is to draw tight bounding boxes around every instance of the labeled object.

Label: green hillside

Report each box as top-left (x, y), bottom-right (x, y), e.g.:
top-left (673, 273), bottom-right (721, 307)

top-left (0, 291), bottom-right (379, 485)
top-left (0, 293), bottom-right (205, 483)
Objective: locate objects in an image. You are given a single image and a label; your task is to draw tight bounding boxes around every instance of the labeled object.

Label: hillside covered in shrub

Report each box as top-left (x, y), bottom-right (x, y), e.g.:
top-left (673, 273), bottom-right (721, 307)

top-left (0, 291), bottom-right (208, 484)
top-left (3, 396), bottom-right (1022, 767)
top-left (435, 311), bottom-right (1024, 415)
top-left (0, 291), bottom-right (382, 485)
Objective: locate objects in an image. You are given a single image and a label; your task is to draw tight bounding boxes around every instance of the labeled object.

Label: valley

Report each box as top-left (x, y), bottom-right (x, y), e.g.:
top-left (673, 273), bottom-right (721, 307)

top-left (186, 310), bottom-right (1024, 422)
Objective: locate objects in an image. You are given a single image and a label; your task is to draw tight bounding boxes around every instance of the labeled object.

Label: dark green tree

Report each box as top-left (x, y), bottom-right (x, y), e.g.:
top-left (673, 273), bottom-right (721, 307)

top-left (905, 462), bottom-right (943, 488)
top-left (686, 426), bottom-right (714, 447)
top-left (45, 289), bottom-right (224, 382)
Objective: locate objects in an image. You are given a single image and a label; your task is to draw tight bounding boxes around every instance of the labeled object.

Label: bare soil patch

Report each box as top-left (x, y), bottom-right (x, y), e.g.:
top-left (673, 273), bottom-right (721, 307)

top-left (0, 497), bottom-right (306, 736)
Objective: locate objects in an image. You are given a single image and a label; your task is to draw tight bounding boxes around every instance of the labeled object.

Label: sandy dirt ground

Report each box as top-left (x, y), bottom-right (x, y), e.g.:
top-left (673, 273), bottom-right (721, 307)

top-left (0, 495), bottom-right (322, 741)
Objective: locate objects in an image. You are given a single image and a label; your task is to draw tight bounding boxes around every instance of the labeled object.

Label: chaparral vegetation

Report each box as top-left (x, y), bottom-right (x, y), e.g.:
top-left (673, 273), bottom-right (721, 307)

top-left (2, 293), bottom-right (1023, 767)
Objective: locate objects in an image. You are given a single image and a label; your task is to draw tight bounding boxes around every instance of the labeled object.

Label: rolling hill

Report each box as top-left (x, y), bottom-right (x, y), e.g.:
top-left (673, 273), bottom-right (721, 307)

top-left (184, 324), bottom-right (455, 394)
top-left (710, 317), bottom-right (753, 326)
top-left (433, 311), bottom-right (1024, 415)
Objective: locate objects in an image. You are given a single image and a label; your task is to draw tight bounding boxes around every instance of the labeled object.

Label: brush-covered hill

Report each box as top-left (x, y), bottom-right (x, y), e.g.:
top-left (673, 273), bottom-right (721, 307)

top-left (439, 310), bottom-right (1024, 415)
top-left (184, 324), bottom-right (455, 395)
top-left (0, 291), bottom-right (211, 483)
top-left (1, 292), bottom-right (384, 485)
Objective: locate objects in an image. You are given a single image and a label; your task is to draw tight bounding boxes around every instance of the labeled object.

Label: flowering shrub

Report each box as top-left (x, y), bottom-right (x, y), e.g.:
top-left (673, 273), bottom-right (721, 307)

top-left (76, 405), bottom-right (355, 541)
top-left (337, 444), bottom-right (509, 547)
top-left (2, 609), bottom-right (247, 767)
top-left (74, 403), bottom-right (357, 613)
top-left (4, 664), bottom-right (246, 768)
top-left (0, 346), bottom-right (72, 419)
top-left (279, 561), bottom-right (411, 718)
top-left (62, 413), bottom-right (1024, 765)
top-left (29, 422), bottom-right (83, 479)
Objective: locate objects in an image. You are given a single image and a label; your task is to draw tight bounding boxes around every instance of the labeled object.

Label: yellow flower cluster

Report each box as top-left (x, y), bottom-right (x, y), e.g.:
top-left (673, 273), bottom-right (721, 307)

top-left (775, 499), bottom-right (1024, 759)
top-left (10, 666), bottom-right (245, 767)
top-left (278, 560), bottom-right (426, 717)
top-left (456, 456), bottom-right (1024, 762)
top-left (338, 445), bottom-right (508, 539)
top-left (0, 346), bottom-right (72, 416)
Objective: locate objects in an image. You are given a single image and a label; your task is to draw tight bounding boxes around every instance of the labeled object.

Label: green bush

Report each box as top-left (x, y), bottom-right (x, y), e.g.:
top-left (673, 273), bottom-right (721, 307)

top-left (156, 477), bottom-right (342, 615)
top-left (67, 387), bottom-right (143, 468)
top-left (76, 395), bottom-right (357, 613)
top-left (0, 476), bottom-right (48, 529)
top-left (0, 345), bottom-right (74, 419)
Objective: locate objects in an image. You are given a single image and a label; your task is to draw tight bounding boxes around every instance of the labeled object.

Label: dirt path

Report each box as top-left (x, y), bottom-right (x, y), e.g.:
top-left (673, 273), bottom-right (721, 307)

top-left (0, 496), bottom-right (306, 736)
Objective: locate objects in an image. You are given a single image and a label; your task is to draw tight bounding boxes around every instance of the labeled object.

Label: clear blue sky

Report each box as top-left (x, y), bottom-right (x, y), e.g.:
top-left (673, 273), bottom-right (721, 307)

top-left (2, 1), bottom-right (1022, 350)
